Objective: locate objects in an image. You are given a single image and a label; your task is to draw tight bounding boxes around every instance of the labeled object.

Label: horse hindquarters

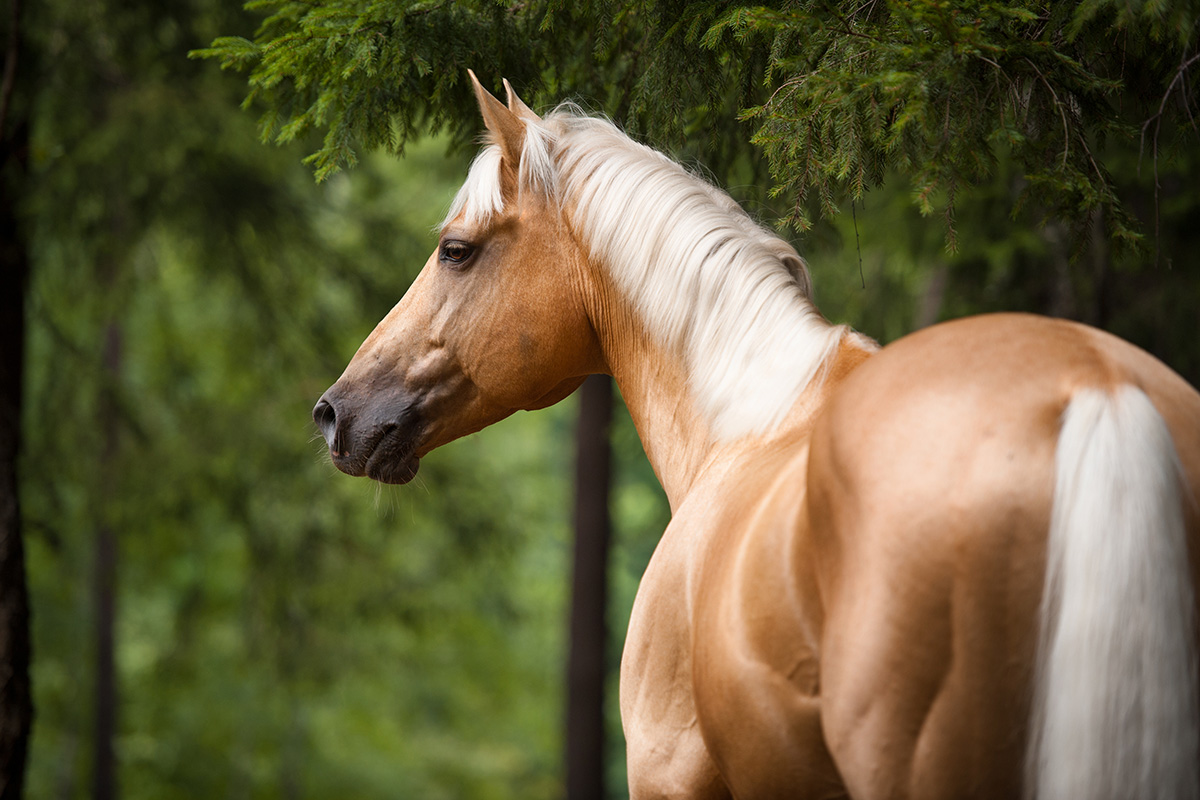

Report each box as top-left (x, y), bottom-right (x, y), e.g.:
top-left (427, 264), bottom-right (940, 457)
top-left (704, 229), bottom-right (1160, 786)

top-left (810, 315), bottom-right (1200, 800)
top-left (1029, 386), bottom-right (1200, 800)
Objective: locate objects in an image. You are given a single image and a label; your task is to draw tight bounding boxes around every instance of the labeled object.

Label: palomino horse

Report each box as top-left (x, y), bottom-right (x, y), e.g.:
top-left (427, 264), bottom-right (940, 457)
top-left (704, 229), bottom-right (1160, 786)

top-left (314, 73), bottom-right (1200, 799)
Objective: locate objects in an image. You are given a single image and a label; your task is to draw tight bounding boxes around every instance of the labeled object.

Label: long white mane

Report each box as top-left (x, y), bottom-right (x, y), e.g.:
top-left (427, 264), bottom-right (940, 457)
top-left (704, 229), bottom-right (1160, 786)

top-left (444, 106), bottom-right (854, 440)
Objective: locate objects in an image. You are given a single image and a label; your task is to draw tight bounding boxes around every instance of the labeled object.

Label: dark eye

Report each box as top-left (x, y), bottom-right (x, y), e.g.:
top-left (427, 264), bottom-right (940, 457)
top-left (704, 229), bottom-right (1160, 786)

top-left (439, 240), bottom-right (474, 267)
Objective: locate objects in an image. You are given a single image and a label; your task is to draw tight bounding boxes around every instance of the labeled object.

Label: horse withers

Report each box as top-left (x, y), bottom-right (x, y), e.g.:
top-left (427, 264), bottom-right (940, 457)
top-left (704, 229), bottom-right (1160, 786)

top-left (313, 73), bottom-right (1200, 800)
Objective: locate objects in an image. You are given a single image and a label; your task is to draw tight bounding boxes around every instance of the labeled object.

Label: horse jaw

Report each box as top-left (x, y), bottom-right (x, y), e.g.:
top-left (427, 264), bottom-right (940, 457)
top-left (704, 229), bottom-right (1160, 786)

top-left (526, 375), bottom-right (588, 410)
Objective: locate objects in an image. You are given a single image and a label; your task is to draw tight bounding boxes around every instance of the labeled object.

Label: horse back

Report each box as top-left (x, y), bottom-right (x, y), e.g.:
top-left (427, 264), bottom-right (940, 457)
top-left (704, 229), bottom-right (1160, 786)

top-left (807, 312), bottom-right (1200, 799)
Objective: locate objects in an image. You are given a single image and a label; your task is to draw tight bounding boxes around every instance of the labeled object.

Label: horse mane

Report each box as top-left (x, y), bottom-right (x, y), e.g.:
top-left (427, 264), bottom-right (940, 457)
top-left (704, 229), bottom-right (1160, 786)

top-left (443, 105), bottom-right (852, 440)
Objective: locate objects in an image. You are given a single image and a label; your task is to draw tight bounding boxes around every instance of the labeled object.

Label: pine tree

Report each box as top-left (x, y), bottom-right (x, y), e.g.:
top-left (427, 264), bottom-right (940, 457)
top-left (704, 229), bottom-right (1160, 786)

top-left (199, 0), bottom-right (1200, 253)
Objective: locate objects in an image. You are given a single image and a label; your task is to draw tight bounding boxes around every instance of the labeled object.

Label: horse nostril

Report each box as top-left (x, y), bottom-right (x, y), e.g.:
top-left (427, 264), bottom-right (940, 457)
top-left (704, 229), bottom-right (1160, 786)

top-left (313, 397), bottom-right (338, 445)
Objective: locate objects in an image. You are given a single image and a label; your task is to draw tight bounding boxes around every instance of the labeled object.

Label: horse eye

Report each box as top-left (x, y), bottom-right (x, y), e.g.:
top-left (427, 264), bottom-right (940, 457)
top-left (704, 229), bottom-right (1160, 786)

top-left (439, 241), bottom-right (474, 266)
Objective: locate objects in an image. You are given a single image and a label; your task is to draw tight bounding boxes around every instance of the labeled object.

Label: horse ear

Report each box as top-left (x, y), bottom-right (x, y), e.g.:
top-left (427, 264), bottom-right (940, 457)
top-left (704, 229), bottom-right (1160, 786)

top-left (503, 78), bottom-right (540, 123)
top-left (468, 69), bottom-right (525, 166)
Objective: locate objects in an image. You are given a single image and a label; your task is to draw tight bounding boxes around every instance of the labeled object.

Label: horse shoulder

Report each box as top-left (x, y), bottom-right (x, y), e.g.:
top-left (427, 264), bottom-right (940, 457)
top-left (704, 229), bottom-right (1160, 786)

top-left (623, 435), bottom-right (846, 798)
top-left (621, 478), bottom-right (734, 800)
top-left (652, 433), bottom-right (838, 798)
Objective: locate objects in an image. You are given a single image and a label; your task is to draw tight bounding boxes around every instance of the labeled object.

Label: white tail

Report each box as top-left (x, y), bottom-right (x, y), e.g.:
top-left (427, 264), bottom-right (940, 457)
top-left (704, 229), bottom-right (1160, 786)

top-left (1028, 385), bottom-right (1199, 800)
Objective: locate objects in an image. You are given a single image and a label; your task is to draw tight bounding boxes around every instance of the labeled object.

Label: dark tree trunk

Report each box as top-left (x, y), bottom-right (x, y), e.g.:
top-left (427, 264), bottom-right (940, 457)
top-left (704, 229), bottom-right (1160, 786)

top-left (914, 263), bottom-right (947, 330)
top-left (567, 374), bottom-right (613, 800)
top-left (0, 151), bottom-right (32, 800)
top-left (92, 324), bottom-right (121, 800)
top-left (92, 524), bottom-right (117, 800)
top-left (0, 0), bottom-right (34, 790)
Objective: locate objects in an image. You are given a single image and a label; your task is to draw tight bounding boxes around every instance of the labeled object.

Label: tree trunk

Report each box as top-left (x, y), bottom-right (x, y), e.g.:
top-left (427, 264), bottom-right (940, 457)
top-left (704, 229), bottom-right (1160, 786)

top-left (92, 523), bottom-right (117, 800)
top-left (566, 374), bottom-right (613, 800)
top-left (0, 146), bottom-right (32, 800)
top-left (914, 263), bottom-right (947, 330)
top-left (92, 323), bottom-right (121, 800)
top-left (0, 0), bottom-right (34, 787)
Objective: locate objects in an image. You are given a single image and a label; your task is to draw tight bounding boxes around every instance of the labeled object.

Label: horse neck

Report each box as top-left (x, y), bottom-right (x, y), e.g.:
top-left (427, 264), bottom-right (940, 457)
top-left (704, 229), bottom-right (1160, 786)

top-left (552, 119), bottom-right (868, 504)
top-left (596, 303), bottom-right (716, 510)
top-left (587, 271), bottom-right (867, 512)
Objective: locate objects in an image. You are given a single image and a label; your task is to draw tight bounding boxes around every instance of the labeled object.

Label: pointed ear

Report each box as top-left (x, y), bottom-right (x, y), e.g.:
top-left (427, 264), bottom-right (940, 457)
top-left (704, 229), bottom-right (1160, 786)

top-left (468, 69), bottom-right (526, 166)
top-left (503, 78), bottom-right (541, 123)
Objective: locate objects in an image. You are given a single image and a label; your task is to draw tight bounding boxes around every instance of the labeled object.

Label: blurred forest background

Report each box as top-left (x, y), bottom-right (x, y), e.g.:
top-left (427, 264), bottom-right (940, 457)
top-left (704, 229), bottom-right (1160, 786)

top-left (2, 1), bottom-right (1198, 798)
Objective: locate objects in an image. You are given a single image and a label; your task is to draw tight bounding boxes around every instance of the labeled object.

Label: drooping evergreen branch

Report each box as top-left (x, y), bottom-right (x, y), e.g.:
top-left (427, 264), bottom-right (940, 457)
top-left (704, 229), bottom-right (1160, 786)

top-left (197, 0), bottom-right (1200, 253)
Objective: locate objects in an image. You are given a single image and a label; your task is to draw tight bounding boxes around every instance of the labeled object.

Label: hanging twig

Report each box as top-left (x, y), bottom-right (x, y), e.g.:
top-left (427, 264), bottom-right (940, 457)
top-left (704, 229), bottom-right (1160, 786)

top-left (1025, 57), bottom-right (1071, 168)
top-left (1138, 49), bottom-right (1200, 266)
top-left (851, 197), bottom-right (864, 288)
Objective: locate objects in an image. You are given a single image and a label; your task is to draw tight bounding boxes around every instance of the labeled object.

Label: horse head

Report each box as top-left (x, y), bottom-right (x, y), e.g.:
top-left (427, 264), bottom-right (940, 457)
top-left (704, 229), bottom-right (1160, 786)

top-left (313, 73), bottom-right (603, 483)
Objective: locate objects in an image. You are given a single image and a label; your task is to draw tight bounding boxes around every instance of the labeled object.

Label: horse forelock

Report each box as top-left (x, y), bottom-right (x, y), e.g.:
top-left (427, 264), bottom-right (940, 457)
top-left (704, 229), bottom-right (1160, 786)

top-left (441, 113), bottom-right (564, 230)
top-left (442, 106), bottom-right (847, 440)
top-left (441, 144), bottom-right (505, 229)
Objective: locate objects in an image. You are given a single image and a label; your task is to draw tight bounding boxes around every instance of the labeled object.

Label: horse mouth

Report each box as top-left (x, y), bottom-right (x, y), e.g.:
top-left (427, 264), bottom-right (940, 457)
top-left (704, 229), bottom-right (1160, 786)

top-left (314, 383), bottom-right (426, 485)
top-left (362, 425), bottom-right (421, 485)
top-left (324, 419), bottom-right (421, 485)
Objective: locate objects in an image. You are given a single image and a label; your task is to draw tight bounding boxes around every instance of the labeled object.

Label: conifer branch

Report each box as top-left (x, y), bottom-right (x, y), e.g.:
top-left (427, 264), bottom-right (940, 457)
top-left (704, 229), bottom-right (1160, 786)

top-left (195, 0), bottom-right (1200, 255)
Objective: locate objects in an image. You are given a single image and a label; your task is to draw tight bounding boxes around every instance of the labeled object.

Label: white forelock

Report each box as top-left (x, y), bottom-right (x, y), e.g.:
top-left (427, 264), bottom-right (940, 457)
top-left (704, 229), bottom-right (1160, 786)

top-left (443, 107), bottom-right (848, 441)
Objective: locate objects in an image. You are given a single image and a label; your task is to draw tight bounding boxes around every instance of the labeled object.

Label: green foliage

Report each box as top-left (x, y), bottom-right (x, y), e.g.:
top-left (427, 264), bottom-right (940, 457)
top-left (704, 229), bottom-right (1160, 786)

top-left (21, 1), bottom-right (675, 797)
top-left (198, 1), bottom-right (1199, 254)
top-left (808, 135), bottom-right (1200, 388)
top-left (18, 1), bottom-right (1200, 798)
top-left (195, 1), bottom-right (539, 179)
top-left (706, 1), bottom-right (1200, 252)
top-left (193, 1), bottom-right (773, 187)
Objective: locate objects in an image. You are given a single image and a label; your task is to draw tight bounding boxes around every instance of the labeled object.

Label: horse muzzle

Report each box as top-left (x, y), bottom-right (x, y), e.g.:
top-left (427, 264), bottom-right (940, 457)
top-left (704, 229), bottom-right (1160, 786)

top-left (312, 383), bottom-right (423, 485)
